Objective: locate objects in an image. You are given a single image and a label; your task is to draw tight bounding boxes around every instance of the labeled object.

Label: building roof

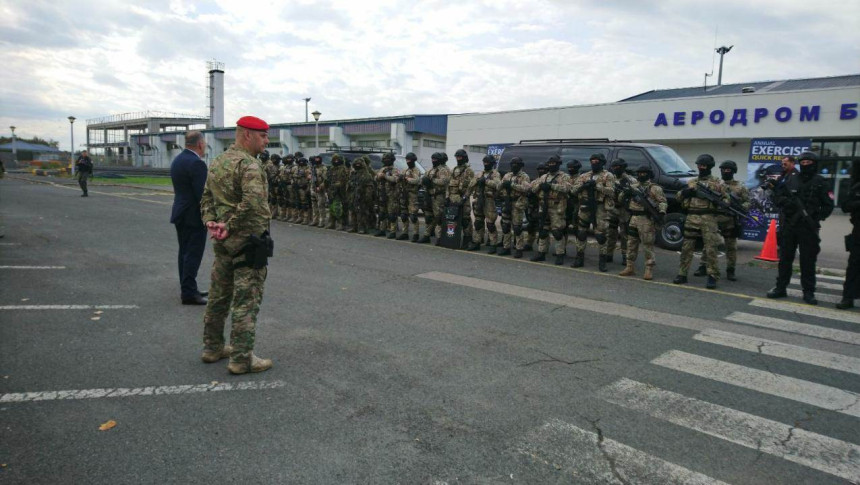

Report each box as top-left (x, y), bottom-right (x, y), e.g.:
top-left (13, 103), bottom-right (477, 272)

top-left (618, 74), bottom-right (860, 102)
top-left (0, 141), bottom-right (60, 152)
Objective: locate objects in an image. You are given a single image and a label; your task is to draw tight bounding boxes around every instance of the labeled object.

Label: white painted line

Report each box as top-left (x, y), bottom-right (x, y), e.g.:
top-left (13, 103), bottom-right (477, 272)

top-left (0, 243), bottom-right (21, 246)
top-left (726, 312), bottom-right (860, 345)
top-left (695, 329), bottom-right (860, 375)
top-left (786, 288), bottom-right (842, 304)
top-left (817, 273), bottom-right (848, 282)
top-left (791, 278), bottom-right (843, 291)
top-left (0, 305), bottom-right (139, 310)
top-left (749, 299), bottom-right (860, 325)
top-left (0, 266), bottom-right (66, 269)
top-left (0, 380), bottom-right (287, 403)
top-left (599, 378), bottom-right (860, 482)
top-left (518, 419), bottom-right (729, 485)
top-left (652, 350), bottom-right (860, 418)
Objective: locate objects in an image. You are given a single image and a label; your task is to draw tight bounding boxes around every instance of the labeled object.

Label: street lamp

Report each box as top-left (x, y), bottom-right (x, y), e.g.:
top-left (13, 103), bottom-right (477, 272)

top-left (68, 116), bottom-right (76, 174)
top-left (311, 110), bottom-right (321, 152)
top-left (715, 45), bottom-right (733, 85)
top-left (304, 97), bottom-right (311, 122)
top-left (9, 126), bottom-right (16, 164)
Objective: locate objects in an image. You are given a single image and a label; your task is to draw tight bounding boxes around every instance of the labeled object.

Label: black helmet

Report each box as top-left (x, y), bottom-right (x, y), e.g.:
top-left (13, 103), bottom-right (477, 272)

top-left (297, 157), bottom-right (308, 165)
top-left (590, 153), bottom-right (606, 163)
top-left (270, 154), bottom-right (281, 163)
top-left (382, 153), bottom-right (395, 165)
top-left (695, 154), bottom-right (715, 168)
top-left (635, 164), bottom-right (654, 179)
top-left (405, 152), bottom-right (417, 161)
top-left (311, 155), bottom-right (322, 164)
top-left (455, 149), bottom-right (468, 164)
top-left (537, 163), bottom-right (547, 174)
top-left (441, 152), bottom-right (448, 163)
top-left (590, 153), bottom-right (606, 171)
top-left (284, 155), bottom-right (294, 164)
top-left (719, 160), bottom-right (738, 173)
top-left (610, 158), bottom-right (627, 170)
top-left (431, 152), bottom-right (443, 166)
top-left (510, 156), bottom-right (523, 171)
top-left (798, 151), bottom-right (819, 164)
top-left (567, 159), bottom-right (582, 173)
top-left (259, 150), bottom-right (269, 162)
top-left (546, 155), bottom-right (561, 172)
top-left (331, 154), bottom-right (343, 165)
top-left (482, 155), bottom-right (495, 165)
top-left (294, 151), bottom-right (304, 158)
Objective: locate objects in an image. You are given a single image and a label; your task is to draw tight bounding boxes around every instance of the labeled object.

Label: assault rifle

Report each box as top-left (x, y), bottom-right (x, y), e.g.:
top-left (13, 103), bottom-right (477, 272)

top-left (695, 183), bottom-right (759, 225)
top-left (474, 176), bottom-right (487, 215)
top-left (586, 177), bottom-right (598, 228)
top-left (538, 174), bottom-right (558, 237)
top-left (628, 184), bottom-right (663, 222)
top-left (503, 178), bottom-right (513, 220)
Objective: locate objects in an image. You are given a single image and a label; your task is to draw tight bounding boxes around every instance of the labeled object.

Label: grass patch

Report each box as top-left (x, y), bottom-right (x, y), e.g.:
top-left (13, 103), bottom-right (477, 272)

top-left (92, 176), bottom-right (172, 186)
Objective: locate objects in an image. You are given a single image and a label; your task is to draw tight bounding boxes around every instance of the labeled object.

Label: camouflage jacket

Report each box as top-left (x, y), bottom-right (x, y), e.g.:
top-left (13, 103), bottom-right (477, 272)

top-left (572, 170), bottom-right (617, 209)
top-left (531, 172), bottom-right (571, 202)
top-left (448, 164), bottom-right (474, 199)
top-left (402, 166), bottom-right (422, 193)
top-left (501, 171), bottom-right (531, 209)
top-left (380, 166), bottom-right (402, 196)
top-left (469, 169), bottom-right (503, 199)
top-left (327, 164), bottom-right (349, 199)
top-left (424, 165), bottom-right (451, 196)
top-left (628, 180), bottom-right (668, 214)
top-left (723, 179), bottom-right (751, 211)
top-left (200, 144), bottom-right (270, 240)
top-left (291, 164), bottom-right (311, 189)
top-left (265, 161), bottom-right (279, 184)
top-left (679, 175), bottom-right (728, 213)
top-left (311, 164), bottom-right (327, 191)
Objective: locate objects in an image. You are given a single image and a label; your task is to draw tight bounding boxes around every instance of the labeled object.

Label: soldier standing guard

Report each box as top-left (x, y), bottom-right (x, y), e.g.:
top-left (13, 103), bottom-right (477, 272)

top-left (310, 155), bottom-right (328, 228)
top-left (399, 152), bottom-right (423, 241)
top-left (524, 163), bottom-right (547, 252)
top-left (199, 115), bottom-right (273, 374)
top-left (378, 153), bottom-right (401, 238)
top-left (292, 157), bottom-right (312, 224)
top-left (418, 152), bottom-right (451, 244)
top-left (620, 165), bottom-right (667, 280)
top-left (530, 155), bottom-right (571, 265)
top-left (571, 153), bottom-right (617, 271)
top-left (499, 157), bottom-right (531, 258)
top-left (564, 160), bottom-right (582, 256)
top-left (325, 154), bottom-right (349, 230)
top-left (278, 155), bottom-right (294, 222)
top-left (468, 155), bottom-right (503, 252)
top-left (606, 158), bottom-right (635, 265)
top-left (674, 154), bottom-right (728, 289)
top-left (448, 149), bottom-right (476, 246)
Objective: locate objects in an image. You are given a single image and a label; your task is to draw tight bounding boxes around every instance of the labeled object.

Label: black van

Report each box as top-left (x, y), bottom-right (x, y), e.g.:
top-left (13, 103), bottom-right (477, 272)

top-left (498, 139), bottom-right (696, 250)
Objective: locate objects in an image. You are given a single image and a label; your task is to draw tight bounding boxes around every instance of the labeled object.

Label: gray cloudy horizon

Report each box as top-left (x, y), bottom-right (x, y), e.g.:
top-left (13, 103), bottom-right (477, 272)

top-left (1, 0), bottom-right (858, 151)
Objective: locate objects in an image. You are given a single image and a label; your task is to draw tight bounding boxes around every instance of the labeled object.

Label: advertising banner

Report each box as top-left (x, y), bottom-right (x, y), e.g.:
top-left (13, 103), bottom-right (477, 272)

top-left (742, 138), bottom-right (811, 241)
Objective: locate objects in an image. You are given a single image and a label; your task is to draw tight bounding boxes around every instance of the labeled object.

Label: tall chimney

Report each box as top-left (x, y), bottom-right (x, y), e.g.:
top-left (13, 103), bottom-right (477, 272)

top-left (207, 60), bottom-right (225, 128)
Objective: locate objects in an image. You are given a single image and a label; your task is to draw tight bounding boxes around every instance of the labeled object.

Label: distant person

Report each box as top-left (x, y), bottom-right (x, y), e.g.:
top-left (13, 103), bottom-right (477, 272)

top-left (837, 162), bottom-right (860, 310)
top-left (170, 131), bottom-right (209, 306)
top-left (200, 116), bottom-right (274, 374)
top-left (75, 150), bottom-right (93, 197)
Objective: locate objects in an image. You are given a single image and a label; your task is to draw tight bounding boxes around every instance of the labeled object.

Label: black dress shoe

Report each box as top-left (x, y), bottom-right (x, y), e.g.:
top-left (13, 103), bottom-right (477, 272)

top-left (182, 295), bottom-right (208, 305)
top-left (802, 292), bottom-right (818, 305)
top-left (198, 291), bottom-right (208, 297)
top-left (836, 299), bottom-right (855, 310)
top-left (766, 287), bottom-right (787, 299)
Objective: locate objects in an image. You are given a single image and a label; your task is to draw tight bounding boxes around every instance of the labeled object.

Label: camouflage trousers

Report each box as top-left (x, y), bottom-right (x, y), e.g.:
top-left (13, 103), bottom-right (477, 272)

top-left (717, 215), bottom-right (738, 269)
top-left (449, 194), bottom-right (472, 240)
top-left (472, 196), bottom-right (498, 246)
top-left (576, 205), bottom-right (610, 255)
top-left (626, 215), bottom-right (657, 267)
top-left (203, 239), bottom-right (268, 365)
top-left (606, 207), bottom-right (630, 257)
top-left (679, 213), bottom-right (720, 278)
top-left (502, 203), bottom-right (529, 250)
top-left (537, 198), bottom-right (568, 255)
top-left (385, 193), bottom-right (400, 233)
top-left (424, 193), bottom-right (446, 238)
top-left (401, 191), bottom-right (420, 235)
top-left (311, 191), bottom-right (327, 226)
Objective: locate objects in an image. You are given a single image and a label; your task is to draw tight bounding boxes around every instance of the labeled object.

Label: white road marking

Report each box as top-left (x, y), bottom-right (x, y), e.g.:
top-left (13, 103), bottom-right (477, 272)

top-left (0, 265), bottom-right (66, 269)
top-left (786, 289), bottom-right (842, 304)
top-left (0, 305), bottom-right (139, 310)
top-left (816, 273), bottom-right (848, 282)
top-left (599, 378), bottom-right (860, 482)
top-left (749, 298), bottom-right (860, 325)
top-left (0, 243), bottom-right (21, 246)
top-left (518, 419), bottom-right (729, 485)
top-left (0, 380), bottom-right (287, 403)
top-left (791, 278), bottom-right (843, 291)
top-left (726, 312), bottom-right (860, 345)
top-left (652, 350), bottom-right (860, 417)
top-left (694, 329), bottom-right (860, 375)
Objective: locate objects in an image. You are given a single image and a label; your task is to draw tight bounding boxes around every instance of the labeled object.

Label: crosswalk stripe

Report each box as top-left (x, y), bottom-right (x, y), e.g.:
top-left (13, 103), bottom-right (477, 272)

top-left (518, 419), bottom-right (729, 485)
top-left (816, 273), bottom-right (847, 283)
top-left (749, 299), bottom-right (860, 325)
top-left (652, 350), bottom-right (860, 417)
top-left (599, 378), bottom-right (860, 482)
top-left (694, 329), bottom-right (860, 375)
top-left (786, 288), bottom-right (842, 304)
top-left (791, 278), bottom-right (844, 291)
top-left (0, 380), bottom-right (287, 403)
top-left (726, 311), bottom-right (860, 345)
top-left (0, 305), bottom-right (139, 311)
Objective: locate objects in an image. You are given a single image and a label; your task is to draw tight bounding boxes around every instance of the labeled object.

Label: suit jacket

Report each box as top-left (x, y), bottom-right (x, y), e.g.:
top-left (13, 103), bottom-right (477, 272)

top-left (170, 149), bottom-right (208, 227)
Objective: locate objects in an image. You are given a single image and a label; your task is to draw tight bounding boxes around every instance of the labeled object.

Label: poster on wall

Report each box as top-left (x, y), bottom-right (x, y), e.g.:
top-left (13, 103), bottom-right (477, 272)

top-left (741, 138), bottom-right (811, 241)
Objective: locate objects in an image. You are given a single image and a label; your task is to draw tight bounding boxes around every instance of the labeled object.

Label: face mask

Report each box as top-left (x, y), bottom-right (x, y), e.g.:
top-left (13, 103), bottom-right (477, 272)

top-left (484, 164), bottom-right (493, 172)
top-left (721, 171), bottom-right (733, 181)
top-left (407, 161), bottom-right (415, 168)
top-left (568, 169), bottom-right (578, 176)
top-left (591, 163), bottom-right (603, 173)
top-left (698, 167), bottom-right (710, 178)
top-left (611, 167), bottom-right (624, 176)
top-left (548, 164), bottom-right (559, 173)
top-left (636, 174), bottom-right (649, 183)
top-left (512, 165), bottom-right (522, 173)
top-left (800, 164), bottom-right (816, 176)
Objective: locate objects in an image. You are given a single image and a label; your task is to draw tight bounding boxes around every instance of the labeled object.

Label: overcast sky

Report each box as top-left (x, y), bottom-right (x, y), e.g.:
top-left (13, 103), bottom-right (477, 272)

top-left (1, 0), bottom-right (858, 151)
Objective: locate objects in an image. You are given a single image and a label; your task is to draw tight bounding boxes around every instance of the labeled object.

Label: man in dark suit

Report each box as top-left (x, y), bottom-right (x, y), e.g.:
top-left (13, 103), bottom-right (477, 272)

top-left (171, 131), bottom-right (209, 305)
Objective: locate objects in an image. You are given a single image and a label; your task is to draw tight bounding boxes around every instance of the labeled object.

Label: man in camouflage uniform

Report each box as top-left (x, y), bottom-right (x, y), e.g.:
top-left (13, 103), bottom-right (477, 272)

top-left (199, 115), bottom-right (273, 374)
top-left (310, 155), bottom-right (328, 228)
top-left (674, 154), bottom-right (729, 289)
top-left (291, 157), bottom-right (312, 224)
top-left (499, 157), bottom-right (531, 258)
top-left (377, 153), bottom-right (401, 238)
top-left (350, 156), bottom-right (376, 234)
top-left (278, 155), bottom-right (294, 222)
top-left (447, 149), bottom-right (475, 246)
top-left (467, 155), bottom-right (503, 253)
top-left (619, 165), bottom-right (667, 280)
top-left (325, 154), bottom-right (349, 230)
top-left (530, 155), bottom-right (571, 265)
top-left (571, 153), bottom-right (617, 271)
top-left (267, 154), bottom-right (281, 219)
top-left (564, 159), bottom-right (582, 256)
top-left (692, 160), bottom-right (750, 281)
top-left (400, 152), bottom-right (422, 241)
top-left (606, 158), bottom-right (636, 265)
top-left (260, 151), bottom-right (274, 216)
top-left (418, 152), bottom-right (451, 244)
top-left (523, 163), bottom-right (546, 252)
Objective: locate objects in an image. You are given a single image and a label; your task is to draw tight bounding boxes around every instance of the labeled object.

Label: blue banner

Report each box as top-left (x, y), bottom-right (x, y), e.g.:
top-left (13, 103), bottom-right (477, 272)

top-left (487, 144), bottom-right (512, 158)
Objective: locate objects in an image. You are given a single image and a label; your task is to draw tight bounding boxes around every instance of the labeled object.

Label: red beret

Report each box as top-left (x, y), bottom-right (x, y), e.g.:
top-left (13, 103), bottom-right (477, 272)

top-left (236, 116), bottom-right (269, 131)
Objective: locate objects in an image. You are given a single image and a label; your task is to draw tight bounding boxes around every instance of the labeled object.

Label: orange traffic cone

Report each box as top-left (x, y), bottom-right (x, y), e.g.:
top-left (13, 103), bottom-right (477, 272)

top-left (755, 219), bottom-right (779, 262)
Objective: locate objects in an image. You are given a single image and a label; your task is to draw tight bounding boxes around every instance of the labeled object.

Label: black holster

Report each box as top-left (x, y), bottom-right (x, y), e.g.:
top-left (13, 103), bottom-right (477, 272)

top-left (237, 231), bottom-right (274, 269)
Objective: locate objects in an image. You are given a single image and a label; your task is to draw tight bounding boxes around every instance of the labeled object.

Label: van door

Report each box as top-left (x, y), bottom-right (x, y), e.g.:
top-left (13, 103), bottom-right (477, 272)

top-left (615, 148), bottom-right (656, 175)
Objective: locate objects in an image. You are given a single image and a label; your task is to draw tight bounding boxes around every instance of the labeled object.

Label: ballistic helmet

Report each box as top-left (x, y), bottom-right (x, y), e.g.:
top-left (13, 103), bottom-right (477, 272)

top-left (695, 154), bottom-right (716, 168)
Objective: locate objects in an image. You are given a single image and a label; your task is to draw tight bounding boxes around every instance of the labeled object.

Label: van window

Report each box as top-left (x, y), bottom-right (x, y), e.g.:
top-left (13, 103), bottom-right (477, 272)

top-left (499, 146), bottom-right (559, 171)
top-left (559, 147), bottom-right (609, 165)
top-left (615, 148), bottom-right (653, 171)
top-left (645, 146), bottom-right (694, 175)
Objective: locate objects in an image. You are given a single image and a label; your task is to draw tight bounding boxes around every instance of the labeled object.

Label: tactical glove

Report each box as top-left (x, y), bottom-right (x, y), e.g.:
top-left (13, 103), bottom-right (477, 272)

top-left (540, 182), bottom-right (551, 192)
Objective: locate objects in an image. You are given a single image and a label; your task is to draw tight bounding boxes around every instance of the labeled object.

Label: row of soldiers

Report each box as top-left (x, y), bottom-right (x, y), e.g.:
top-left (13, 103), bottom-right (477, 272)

top-left (262, 150), bottom-right (749, 289)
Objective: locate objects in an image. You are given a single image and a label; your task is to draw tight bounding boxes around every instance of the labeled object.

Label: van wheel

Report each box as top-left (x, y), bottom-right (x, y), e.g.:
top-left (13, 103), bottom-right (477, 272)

top-left (656, 213), bottom-right (684, 251)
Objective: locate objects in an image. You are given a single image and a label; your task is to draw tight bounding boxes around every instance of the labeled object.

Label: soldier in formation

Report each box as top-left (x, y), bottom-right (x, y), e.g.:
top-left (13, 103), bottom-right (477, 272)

top-left (448, 149), bottom-right (475, 246)
top-left (619, 165), bottom-right (667, 280)
top-left (377, 153), bottom-right (401, 238)
top-left (326, 154), bottom-right (349, 231)
top-left (468, 155), bottom-right (502, 253)
top-left (399, 152), bottom-right (423, 242)
top-left (564, 160), bottom-right (582, 256)
top-left (310, 155), bottom-right (328, 228)
top-left (419, 152), bottom-right (451, 244)
top-left (499, 157), bottom-right (531, 258)
top-left (606, 158), bottom-right (635, 266)
top-left (571, 153), bottom-right (617, 271)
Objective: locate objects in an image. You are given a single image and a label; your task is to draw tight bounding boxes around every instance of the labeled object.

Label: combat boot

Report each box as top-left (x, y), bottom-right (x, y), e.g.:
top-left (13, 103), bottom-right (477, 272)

top-left (554, 254), bottom-right (564, 265)
top-left (621, 253), bottom-right (627, 266)
top-left (498, 247), bottom-right (511, 256)
top-left (530, 252), bottom-right (546, 262)
top-left (605, 253), bottom-right (614, 264)
top-left (466, 241), bottom-right (480, 251)
top-left (397, 233), bottom-right (409, 240)
top-left (802, 292), bottom-right (818, 305)
top-left (524, 243), bottom-right (533, 251)
top-left (317, 219), bottom-right (326, 228)
top-left (673, 275), bottom-right (688, 284)
top-left (514, 249), bottom-right (523, 259)
top-left (271, 207), bottom-right (279, 220)
top-left (693, 264), bottom-right (707, 277)
top-left (487, 245), bottom-right (497, 255)
top-left (643, 265), bottom-right (653, 280)
top-left (348, 226), bottom-right (358, 233)
top-left (387, 232), bottom-right (396, 239)
top-left (726, 267), bottom-right (736, 281)
top-left (766, 287), bottom-right (787, 298)
top-left (598, 255), bottom-right (607, 272)
top-left (201, 345), bottom-right (233, 363)
top-left (706, 275), bottom-right (717, 289)
top-left (417, 235), bottom-right (431, 244)
top-left (619, 263), bottom-right (635, 277)
top-left (411, 234), bottom-right (420, 243)
top-left (571, 253), bottom-right (584, 268)
top-left (374, 229), bottom-right (386, 237)
top-left (836, 299), bottom-right (855, 310)
top-left (227, 354), bottom-right (273, 375)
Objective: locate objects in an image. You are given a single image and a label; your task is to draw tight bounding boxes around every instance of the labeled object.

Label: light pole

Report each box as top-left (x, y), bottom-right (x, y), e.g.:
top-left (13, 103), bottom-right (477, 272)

top-left (9, 126), bottom-right (16, 164)
top-left (68, 116), bottom-right (76, 174)
top-left (304, 97), bottom-right (311, 122)
top-left (715, 45), bottom-right (733, 85)
top-left (312, 110), bottom-right (321, 153)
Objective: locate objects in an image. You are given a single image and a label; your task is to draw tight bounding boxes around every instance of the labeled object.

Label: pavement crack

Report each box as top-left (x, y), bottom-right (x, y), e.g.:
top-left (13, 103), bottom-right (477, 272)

top-left (519, 351), bottom-right (600, 367)
top-left (588, 418), bottom-right (630, 485)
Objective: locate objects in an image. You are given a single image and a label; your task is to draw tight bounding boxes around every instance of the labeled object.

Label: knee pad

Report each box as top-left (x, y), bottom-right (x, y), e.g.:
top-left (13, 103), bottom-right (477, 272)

top-left (552, 229), bottom-right (563, 240)
top-left (595, 233), bottom-right (607, 245)
top-left (576, 231), bottom-right (588, 242)
top-left (684, 227), bottom-right (701, 239)
top-left (474, 219), bottom-right (482, 231)
top-left (501, 222), bottom-right (511, 234)
top-left (627, 227), bottom-right (639, 238)
top-left (424, 214), bottom-right (433, 224)
top-left (400, 214), bottom-right (409, 223)
top-left (487, 222), bottom-right (497, 233)
top-left (539, 229), bottom-right (549, 239)
top-left (608, 217), bottom-right (619, 226)
top-left (388, 213), bottom-right (397, 223)
top-left (513, 225), bottom-right (524, 236)
top-left (410, 214), bottom-right (419, 224)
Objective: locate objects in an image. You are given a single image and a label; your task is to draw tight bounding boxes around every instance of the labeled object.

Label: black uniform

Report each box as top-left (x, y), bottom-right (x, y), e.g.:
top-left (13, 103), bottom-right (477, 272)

top-left (769, 162), bottom-right (834, 302)
top-left (838, 180), bottom-right (860, 309)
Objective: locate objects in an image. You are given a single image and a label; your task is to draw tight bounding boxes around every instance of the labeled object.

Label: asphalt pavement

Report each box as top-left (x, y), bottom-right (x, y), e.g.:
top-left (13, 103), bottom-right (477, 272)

top-left (1, 176), bottom-right (858, 484)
